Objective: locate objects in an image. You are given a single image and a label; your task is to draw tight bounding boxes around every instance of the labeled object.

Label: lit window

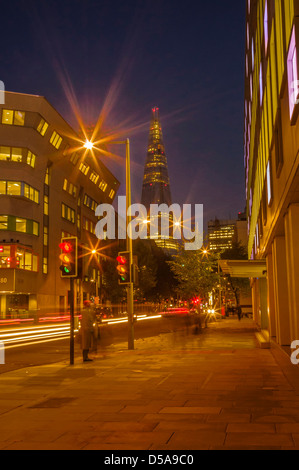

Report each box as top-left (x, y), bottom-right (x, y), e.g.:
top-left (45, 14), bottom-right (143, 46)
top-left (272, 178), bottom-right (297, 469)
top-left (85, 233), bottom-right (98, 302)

top-left (43, 226), bottom-right (48, 246)
top-left (1, 109), bottom-right (25, 126)
top-left (267, 159), bottom-right (273, 205)
top-left (50, 131), bottom-right (62, 149)
top-left (0, 216), bottom-right (8, 229)
top-left (79, 162), bottom-right (90, 175)
top-left (62, 203), bottom-right (75, 223)
top-left (99, 180), bottom-right (107, 192)
top-left (89, 171), bottom-right (99, 184)
top-left (16, 218), bottom-right (26, 233)
top-left (0, 146), bottom-right (11, 161)
top-left (27, 150), bottom-right (36, 168)
top-left (11, 148), bottom-right (22, 163)
top-left (70, 152), bottom-right (80, 165)
top-left (45, 168), bottom-right (50, 185)
top-left (2, 110), bottom-right (13, 125)
top-left (37, 118), bottom-right (49, 136)
top-left (264, 0), bottom-right (269, 54)
top-left (43, 257), bottom-right (48, 274)
top-left (63, 178), bottom-right (77, 198)
top-left (109, 189), bottom-right (115, 199)
top-left (24, 251), bottom-right (32, 270)
top-left (33, 222), bottom-right (39, 236)
top-left (287, 26), bottom-right (299, 120)
top-left (260, 63), bottom-right (263, 105)
top-left (44, 195), bottom-right (49, 215)
top-left (32, 255), bottom-right (38, 272)
top-left (7, 182), bottom-right (21, 196)
top-left (14, 111), bottom-right (25, 126)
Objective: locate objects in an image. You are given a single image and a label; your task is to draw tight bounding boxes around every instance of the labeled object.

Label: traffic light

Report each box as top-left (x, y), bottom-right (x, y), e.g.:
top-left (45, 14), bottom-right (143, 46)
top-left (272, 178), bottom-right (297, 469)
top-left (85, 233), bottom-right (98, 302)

top-left (59, 237), bottom-right (78, 278)
top-left (117, 252), bottom-right (130, 285)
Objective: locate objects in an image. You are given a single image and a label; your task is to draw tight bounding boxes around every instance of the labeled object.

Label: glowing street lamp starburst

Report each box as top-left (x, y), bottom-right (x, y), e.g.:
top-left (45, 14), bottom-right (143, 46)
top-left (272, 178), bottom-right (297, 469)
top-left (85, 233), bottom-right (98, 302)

top-left (84, 140), bottom-right (94, 150)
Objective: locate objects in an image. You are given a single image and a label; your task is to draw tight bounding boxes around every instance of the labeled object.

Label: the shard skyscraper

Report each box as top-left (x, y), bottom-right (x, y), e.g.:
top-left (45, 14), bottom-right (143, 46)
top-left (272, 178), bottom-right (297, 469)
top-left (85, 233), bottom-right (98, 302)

top-left (141, 107), bottom-right (179, 254)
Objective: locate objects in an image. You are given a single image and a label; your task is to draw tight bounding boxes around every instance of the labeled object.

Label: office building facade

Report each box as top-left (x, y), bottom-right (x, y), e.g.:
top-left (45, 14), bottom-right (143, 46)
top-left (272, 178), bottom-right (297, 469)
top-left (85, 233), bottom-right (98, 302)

top-left (0, 92), bottom-right (120, 319)
top-left (208, 213), bottom-right (248, 252)
top-left (244, 0), bottom-right (299, 345)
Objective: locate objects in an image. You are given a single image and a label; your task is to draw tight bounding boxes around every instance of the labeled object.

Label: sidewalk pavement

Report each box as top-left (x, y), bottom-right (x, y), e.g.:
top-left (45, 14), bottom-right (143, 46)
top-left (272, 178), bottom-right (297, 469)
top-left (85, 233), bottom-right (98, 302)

top-left (1, 317), bottom-right (299, 450)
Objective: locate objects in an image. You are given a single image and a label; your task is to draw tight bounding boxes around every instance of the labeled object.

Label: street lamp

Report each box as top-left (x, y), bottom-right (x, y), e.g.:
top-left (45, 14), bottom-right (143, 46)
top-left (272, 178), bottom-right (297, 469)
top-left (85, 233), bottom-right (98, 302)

top-left (84, 140), bottom-right (94, 150)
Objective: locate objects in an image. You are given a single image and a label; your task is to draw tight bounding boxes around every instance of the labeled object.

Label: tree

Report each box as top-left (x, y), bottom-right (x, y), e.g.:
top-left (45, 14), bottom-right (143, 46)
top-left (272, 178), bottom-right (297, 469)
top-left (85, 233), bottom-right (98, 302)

top-left (168, 248), bottom-right (219, 303)
top-left (133, 239), bottom-right (178, 302)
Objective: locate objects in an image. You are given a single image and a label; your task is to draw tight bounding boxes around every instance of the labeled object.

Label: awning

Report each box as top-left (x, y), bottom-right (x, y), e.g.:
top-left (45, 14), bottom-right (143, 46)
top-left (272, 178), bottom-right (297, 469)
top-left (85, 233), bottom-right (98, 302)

top-left (218, 259), bottom-right (267, 278)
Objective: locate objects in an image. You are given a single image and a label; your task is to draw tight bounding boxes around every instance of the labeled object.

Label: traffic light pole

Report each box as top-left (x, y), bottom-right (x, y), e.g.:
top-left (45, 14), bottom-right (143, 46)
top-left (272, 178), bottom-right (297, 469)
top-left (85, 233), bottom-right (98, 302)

top-left (70, 277), bottom-right (75, 365)
top-left (126, 138), bottom-right (134, 350)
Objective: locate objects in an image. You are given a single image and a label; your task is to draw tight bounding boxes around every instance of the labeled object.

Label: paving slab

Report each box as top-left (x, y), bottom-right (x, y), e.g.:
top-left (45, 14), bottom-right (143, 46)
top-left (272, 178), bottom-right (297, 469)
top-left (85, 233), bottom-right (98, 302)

top-left (0, 318), bottom-right (299, 450)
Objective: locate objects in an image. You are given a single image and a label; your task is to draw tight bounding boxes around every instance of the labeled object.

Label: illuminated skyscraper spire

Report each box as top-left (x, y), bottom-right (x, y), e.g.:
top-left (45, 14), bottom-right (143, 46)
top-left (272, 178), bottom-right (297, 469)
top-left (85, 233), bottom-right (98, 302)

top-left (141, 107), bottom-right (172, 210)
top-left (141, 108), bottom-right (179, 254)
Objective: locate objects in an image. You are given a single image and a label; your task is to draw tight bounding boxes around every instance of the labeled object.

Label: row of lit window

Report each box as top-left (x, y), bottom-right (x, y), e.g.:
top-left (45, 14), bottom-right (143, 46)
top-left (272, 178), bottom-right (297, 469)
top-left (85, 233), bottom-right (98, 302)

top-left (61, 203), bottom-right (75, 224)
top-left (2, 109), bottom-right (25, 126)
top-left (0, 146), bottom-right (36, 168)
top-left (0, 215), bottom-right (39, 236)
top-left (78, 162), bottom-right (110, 195)
top-left (63, 178), bottom-right (78, 198)
top-left (1, 110), bottom-right (63, 151)
top-left (83, 194), bottom-right (98, 212)
top-left (83, 216), bottom-right (96, 235)
top-left (0, 181), bottom-right (39, 203)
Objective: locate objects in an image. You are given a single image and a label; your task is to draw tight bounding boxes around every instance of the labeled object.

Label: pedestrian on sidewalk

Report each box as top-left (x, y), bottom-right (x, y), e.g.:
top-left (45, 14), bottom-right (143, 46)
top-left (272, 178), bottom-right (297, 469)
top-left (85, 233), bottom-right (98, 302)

top-left (237, 305), bottom-right (242, 321)
top-left (81, 300), bottom-right (96, 362)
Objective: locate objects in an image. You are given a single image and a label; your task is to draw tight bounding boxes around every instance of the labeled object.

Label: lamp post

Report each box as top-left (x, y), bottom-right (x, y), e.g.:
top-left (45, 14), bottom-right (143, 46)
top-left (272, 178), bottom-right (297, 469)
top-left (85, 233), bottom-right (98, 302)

top-left (85, 138), bottom-right (134, 350)
top-left (113, 139), bottom-right (134, 350)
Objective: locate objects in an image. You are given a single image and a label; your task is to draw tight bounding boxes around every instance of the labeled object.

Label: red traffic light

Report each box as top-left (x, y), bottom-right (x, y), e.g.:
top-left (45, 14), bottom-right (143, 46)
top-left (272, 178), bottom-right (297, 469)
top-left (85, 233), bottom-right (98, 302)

top-left (117, 252), bottom-right (130, 285)
top-left (59, 242), bottom-right (73, 253)
top-left (59, 237), bottom-right (78, 278)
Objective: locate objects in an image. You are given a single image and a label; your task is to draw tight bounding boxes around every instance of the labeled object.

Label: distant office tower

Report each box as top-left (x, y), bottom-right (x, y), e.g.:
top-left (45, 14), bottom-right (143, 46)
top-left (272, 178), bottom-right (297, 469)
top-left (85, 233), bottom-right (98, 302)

top-left (141, 107), bottom-right (179, 254)
top-left (208, 212), bottom-right (247, 252)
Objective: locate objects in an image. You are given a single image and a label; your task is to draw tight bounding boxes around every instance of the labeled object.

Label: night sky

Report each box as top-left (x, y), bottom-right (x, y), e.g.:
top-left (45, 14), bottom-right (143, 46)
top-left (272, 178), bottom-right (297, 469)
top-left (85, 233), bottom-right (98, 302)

top-left (2, 0), bottom-right (246, 232)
